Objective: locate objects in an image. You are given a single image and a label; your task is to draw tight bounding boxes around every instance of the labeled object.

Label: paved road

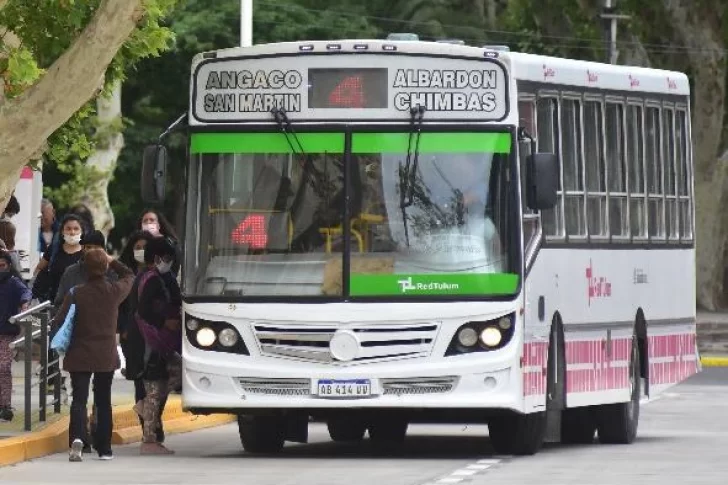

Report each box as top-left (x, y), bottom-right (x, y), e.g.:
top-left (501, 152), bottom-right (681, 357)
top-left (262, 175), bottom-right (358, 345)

top-left (1, 369), bottom-right (726, 485)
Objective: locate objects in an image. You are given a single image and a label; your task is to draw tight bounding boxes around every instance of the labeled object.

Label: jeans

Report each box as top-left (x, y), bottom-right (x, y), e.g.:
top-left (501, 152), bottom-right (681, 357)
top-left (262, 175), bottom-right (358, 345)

top-left (70, 372), bottom-right (114, 456)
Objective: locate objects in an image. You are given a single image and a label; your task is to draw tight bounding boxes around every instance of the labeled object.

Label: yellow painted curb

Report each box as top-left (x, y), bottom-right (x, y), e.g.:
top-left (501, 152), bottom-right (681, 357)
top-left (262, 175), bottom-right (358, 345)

top-left (700, 356), bottom-right (728, 367)
top-left (0, 418), bottom-right (69, 467)
top-left (0, 395), bottom-right (234, 467)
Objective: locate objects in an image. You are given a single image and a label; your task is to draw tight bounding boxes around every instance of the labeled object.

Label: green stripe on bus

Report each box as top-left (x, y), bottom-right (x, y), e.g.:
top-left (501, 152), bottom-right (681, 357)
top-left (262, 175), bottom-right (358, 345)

top-left (190, 133), bottom-right (345, 154)
top-left (349, 273), bottom-right (519, 296)
top-left (351, 132), bottom-right (511, 153)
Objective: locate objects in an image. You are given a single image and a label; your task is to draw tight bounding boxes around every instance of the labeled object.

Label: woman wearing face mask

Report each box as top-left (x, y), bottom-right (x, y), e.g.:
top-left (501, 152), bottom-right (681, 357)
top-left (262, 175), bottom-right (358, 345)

top-left (118, 231), bottom-right (167, 442)
top-left (32, 214), bottom-right (85, 303)
top-left (132, 237), bottom-right (181, 455)
top-left (137, 210), bottom-right (180, 275)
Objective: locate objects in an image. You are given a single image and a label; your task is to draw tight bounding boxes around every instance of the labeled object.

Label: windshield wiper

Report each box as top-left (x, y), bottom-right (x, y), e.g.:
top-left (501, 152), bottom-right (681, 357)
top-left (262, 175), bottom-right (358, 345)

top-left (399, 105), bottom-right (426, 246)
top-left (271, 107), bottom-right (327, 198)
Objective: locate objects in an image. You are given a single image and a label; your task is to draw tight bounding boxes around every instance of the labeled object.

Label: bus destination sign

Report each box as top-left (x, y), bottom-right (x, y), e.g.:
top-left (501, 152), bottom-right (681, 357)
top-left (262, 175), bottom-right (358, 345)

top-left (192, 55), bottom-right (508, 123)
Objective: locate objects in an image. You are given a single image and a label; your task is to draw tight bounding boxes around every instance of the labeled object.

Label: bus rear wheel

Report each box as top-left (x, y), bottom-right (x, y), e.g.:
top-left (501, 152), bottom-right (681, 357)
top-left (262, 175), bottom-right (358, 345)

top-left (488, 412), bottom-right (546, 455)
top-left (237, 415), bottom-right (285, 453)
top-left (595, 336), bottom-right (641, 444)
top-left (561, 407), bottom-right (596, 444)
top-left (327, 417), bottom-right (367, 442)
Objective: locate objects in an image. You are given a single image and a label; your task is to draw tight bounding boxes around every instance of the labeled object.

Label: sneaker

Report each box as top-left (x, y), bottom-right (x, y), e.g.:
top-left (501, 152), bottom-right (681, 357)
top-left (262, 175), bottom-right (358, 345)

top-left (96, 454), bottom-right (114, 461)
top-left (69, 439), bottom-right (84, 462)
top-left (140, 442), bottom-right (175, 455)
top-left (0, 407), bottom-right (14, 422)
top-left (83, 444), bottom-right (93, 454)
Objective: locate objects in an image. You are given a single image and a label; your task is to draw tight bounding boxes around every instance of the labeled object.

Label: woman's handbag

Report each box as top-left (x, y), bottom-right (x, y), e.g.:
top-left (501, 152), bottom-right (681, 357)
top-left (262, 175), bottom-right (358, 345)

top-left (50, 287), bottom-right (77, 354)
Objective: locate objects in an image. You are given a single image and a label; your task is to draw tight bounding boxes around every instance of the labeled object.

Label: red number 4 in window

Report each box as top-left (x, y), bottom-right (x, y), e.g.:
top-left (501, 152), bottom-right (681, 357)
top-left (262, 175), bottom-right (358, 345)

top-left (231, 214), bottom-right (268, 249)
top-left (328, 75), bottom-right (365, 108)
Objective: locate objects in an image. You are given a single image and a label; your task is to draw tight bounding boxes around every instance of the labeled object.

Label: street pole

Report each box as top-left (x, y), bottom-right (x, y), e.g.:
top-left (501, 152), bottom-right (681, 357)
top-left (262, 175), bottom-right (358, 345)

top-left (600, 0), bottom-right (630, 65)
top-left (241, 0), bottom-right (253, 47)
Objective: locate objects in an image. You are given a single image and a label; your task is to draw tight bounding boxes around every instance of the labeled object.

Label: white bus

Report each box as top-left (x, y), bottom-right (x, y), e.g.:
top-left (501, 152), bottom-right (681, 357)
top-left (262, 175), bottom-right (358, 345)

top-left (141, 38), bottom-right (698, 455)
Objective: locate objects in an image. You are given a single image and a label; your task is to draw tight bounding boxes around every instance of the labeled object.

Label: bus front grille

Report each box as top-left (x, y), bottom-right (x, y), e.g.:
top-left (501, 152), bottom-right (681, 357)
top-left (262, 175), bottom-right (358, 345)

top-left (381, 377), bottom-right (458, 396)
top-left (253, 322), bottom-right (441, 364)
top-left (238, 378), bottom-right (311, 396)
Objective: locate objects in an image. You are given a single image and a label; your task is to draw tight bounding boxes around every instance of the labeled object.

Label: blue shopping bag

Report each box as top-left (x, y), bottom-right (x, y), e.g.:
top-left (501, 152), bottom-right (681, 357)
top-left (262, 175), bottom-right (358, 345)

top-left (50, 287), bottom-right (77, 354)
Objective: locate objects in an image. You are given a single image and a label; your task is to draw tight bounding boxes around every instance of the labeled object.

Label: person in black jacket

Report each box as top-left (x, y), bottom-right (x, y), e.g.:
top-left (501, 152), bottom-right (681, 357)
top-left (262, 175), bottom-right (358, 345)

top-left (133, 237), bottom-right (181, 455)
top-left (117, 230), bottom-right (166, 442)
top-left (0, 251), bottom-right (31, 422)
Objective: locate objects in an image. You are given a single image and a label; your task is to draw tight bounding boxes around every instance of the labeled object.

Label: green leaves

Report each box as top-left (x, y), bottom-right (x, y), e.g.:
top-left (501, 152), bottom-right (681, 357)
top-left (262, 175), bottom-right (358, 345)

top-left (1, 47), bottom-right (43, 97)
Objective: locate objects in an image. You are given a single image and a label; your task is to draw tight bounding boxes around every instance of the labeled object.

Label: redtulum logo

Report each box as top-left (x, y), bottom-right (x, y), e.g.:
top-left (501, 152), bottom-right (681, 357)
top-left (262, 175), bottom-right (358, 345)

top-left (587, 70), bottom-right (598, 83)
top-left (586, 259), bottom-right (611, 306)
top-left (628, 75), bottom-right (640, 88)
top-left (667, 77), bottom-right (677, 90)
top-left (543, 64), bottom-right (556, 79)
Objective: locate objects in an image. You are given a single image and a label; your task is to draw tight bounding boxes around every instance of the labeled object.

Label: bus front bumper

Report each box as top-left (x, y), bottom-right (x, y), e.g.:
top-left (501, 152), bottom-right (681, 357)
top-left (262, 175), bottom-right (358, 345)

top-left (181, 353), bottom-right (524, 413)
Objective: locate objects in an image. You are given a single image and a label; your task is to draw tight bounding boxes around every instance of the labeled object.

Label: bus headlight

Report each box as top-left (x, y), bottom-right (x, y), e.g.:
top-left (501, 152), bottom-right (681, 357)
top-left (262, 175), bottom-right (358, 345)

top-left (218, 328), bottom-right (239, 347)
top-left (480, 327), bottom-right (502, 347)
top-left (457, 327), bottom-right (478, 347)
top-left (445, 313), bottom-right (515, 356)
top-left (196, 328), bottom-right (216, 347)
top-left (184, 314), bottom-right (249, 355)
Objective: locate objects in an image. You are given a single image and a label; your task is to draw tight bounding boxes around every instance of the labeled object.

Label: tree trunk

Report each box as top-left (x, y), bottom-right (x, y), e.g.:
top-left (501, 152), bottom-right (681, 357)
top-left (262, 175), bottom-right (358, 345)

top-left (81, 82), bottom-right (123, 237)
top-left (661, 0), bottom-right (727, 309)
top-left (0, 0), bottom-right (144, 207)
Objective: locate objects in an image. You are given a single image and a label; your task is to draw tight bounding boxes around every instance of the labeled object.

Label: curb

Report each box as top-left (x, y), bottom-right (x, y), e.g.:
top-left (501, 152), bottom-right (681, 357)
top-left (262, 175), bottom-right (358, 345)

top-left (0, 396), bottom-right (234, 467)
top-left (700, 356), bottom-right (728, 367)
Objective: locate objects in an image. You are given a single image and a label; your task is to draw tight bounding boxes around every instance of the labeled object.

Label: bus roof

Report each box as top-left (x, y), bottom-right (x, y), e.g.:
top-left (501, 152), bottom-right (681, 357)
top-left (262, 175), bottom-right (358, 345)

top-left (194, 40), bottom-right (689, 97)
top-left (509, 52), bottom-right (690, 96)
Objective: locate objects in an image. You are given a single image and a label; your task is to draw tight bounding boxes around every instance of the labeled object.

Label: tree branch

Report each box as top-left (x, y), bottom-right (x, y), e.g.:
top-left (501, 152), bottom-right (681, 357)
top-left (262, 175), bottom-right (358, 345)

top-left (0, 0), bottom-right (144, 172)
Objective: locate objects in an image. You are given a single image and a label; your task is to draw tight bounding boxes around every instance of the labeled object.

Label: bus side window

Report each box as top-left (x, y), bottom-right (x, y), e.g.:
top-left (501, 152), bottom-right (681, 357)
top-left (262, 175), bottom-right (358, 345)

top-left (645, 105), bottom-right (665, 240)
top-left (627, 103), bottom-right (647, 239)
top-left (536, 96), bottom-right (562, 238)
top-left (662, 106), bottom-right (679, 240)
top-left (518, 99), bottom-right (540, 250)
top-left (675, 109), bottom-right (692, 240)
top-left (584, 100), bottom-right (607, 238)
top-left (561, 97), bottom-right (585, 238)
top-left (606, 101), bottom-right (628, 239)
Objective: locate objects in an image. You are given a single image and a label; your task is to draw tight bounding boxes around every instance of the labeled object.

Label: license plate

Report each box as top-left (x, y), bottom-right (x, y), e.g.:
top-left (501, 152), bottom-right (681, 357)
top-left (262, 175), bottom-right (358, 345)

top-left (317, 379), bottom-right (371, 398)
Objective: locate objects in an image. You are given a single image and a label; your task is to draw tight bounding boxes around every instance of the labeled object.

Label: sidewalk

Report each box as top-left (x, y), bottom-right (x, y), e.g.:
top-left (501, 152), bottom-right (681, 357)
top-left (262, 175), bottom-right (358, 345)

top-left (697, 311), bottom-right (728, 361)
top-left (1, 355), bottom-right (234, 467)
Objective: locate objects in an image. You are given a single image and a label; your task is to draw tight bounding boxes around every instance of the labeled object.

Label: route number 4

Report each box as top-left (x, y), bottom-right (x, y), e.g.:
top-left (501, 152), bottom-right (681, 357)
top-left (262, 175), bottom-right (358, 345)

top-left (328, 75), bottom-right (365, 108)
top-left (231, 214), bottom-right (268, 249)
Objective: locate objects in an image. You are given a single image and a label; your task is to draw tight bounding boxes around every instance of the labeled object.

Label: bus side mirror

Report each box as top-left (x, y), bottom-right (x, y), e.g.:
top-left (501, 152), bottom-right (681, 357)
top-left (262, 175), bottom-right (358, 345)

top-left (526, 153), bottom-right (558, 210)
top-left (141, 144), bottom-right (168, 203)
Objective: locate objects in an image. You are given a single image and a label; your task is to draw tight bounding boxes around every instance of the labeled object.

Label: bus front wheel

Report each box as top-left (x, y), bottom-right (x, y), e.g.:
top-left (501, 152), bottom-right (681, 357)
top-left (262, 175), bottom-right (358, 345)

top-left (488, 412), bottom-right (546, 455)
top-left (368, 417), bottom-right (408, 444)
top-left (327, 417), bottom-right (367, 442)
top-left (237, 415), bottom-right (285, 453)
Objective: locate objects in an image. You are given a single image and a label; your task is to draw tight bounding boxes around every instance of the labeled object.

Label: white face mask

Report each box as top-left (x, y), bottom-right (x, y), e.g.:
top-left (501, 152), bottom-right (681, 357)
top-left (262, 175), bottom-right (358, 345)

top-left (64, 234), bottom-right (82, 246)
top-left (156, 260), bottom-right (173, 274)
top-left (142, 223), bottom-right (160, 236)
top-left (133, 249), bottom-right (145, 264)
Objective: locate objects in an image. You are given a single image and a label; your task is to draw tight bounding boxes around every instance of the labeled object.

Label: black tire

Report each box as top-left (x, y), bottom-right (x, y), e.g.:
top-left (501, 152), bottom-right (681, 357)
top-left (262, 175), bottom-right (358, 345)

top-left (561, 407), bottom-right (596, 444)
top-left (368, 418), bottom-right (408, 444)
top-left (327, 418), bottom-right (367, 442)
top-left (237, 415), bottom-right (286, 453)
top-left (596, 336), bottom-right (641, 444)
top-left (489, 412), bottom-right (546, 455)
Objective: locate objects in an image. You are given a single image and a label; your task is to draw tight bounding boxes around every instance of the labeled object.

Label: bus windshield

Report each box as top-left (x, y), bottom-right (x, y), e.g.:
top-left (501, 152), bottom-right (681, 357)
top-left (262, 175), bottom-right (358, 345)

top-left (185, 131), bottom-right (519, 299)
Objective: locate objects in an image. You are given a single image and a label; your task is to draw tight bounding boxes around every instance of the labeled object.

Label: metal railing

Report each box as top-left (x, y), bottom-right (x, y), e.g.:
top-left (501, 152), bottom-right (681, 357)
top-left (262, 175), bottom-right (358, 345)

top-left (9, 301), bottom-right (62, 432)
